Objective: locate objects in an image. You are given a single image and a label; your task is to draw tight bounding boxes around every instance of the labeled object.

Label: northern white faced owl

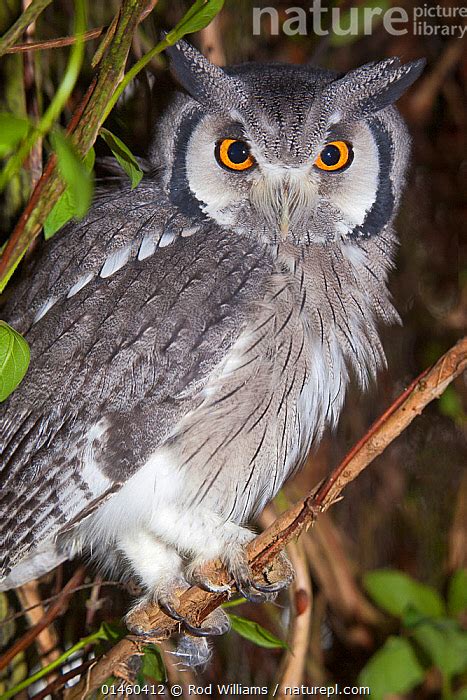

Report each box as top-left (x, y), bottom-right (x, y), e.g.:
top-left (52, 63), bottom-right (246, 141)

top-left (0, 41), bottom-right (424, 661)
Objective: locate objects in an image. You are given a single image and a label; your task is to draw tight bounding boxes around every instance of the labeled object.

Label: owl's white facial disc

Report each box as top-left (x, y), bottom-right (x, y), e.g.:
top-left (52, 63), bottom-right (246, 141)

top-left (315, 122), bottom-right (380, 238)
top-left (174, 107), bottom-right (391, 246)
top-left (185, 116), bottom-right (248, 227)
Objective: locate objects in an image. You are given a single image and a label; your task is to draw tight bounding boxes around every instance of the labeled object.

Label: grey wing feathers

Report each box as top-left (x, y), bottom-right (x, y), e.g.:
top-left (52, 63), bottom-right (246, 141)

top-left (0, 180), bottom-right (270, 579)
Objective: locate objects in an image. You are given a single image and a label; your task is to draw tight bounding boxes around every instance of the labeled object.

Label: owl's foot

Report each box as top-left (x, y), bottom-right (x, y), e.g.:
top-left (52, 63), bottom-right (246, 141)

top-left (160, 601), bottom-right (230, 637)
top-left (228, 549), bottom-right (295, 603)
top-left (187, 560), bottom-right (270, 603)
top-left (187, 549), bottom-right (294, 604)
top-left (124, 578), bottom-right (188, 637)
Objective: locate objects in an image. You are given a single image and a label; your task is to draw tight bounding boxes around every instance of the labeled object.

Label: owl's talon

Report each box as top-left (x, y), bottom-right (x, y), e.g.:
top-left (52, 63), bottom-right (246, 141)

top-left (185, 608), bottom-right (231, 637)
top-left (181, 619), bottom-right (219, 637)
top-left (187, 571), bottom-right (232, 595)
top-left (229, 549), bottom-right (295, 602)
top-left (249, 578), bottom-right (288, 594)
top-left (236, 578), bottom-right (276, 604)
top-left (160, 601), bottom-right (230, 637)
top-left (159, 600), bottom-right (185, 624)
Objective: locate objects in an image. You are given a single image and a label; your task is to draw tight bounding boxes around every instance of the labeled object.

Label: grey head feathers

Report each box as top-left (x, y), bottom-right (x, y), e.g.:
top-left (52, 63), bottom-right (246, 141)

top-left (154, 40), bottom-right (424, 246)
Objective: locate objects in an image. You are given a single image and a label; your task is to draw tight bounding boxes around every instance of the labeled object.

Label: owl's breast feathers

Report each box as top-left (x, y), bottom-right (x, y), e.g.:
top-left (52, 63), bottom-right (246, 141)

top-left (168, 233), bottom-right (396, 523)
top-left (0, 182), bottom-right (395, 581)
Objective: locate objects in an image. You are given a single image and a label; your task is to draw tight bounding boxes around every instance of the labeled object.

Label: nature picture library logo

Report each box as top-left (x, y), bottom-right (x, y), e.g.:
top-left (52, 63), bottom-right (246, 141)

top-left (253, 3), bottom-right (467, 39)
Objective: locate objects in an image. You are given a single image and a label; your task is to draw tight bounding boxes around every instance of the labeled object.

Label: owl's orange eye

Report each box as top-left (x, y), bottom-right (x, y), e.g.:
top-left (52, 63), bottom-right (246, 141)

top-left (216, 139), bottom-right (255, 172)
top-left (314, 141), bottom-right (353, 172)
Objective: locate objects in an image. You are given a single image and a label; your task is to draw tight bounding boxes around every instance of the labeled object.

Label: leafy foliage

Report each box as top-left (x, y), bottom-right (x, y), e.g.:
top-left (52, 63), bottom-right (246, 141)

top-left (139, 644), bottom-right (167, 683)
top-left (364, 569), bottom-right (445, 618)
top-left (359, 569), bottom-right (467, 699)
top-left (448, 569), bottom-right (467, 617)
top-left (0, 113), bottom-right (30, 158)
top-left (44, 143), bottom-right (95, 238)
top-left (0, 320), bottom-right (30, 401)
top-left (3, 620), bottom-right (127, 699)
top-left (228, 613), bottom-right (287, 649)
top-left (166, 0), bottom-right (225, 38)
top-left (100, 128), bottom-right (143, 190)
top-left (43, 134), bottom-right (95, 238)
top-left (359, 636), bottom-right (425, 700)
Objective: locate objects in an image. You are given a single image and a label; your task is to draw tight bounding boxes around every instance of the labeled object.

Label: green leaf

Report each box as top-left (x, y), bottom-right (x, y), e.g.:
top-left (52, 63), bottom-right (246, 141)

top-left (358, 636), bottom-right (425, 700)
top-left (0, 113), bottom-right (30, 158)
top-left (448, 569), bottom-right (467, 616)
top-left (44, 145), bottom-right (95, 239)
top-left (140, 644), bottom-right (166, 683)
top-left (0, 321), bottom-right (30, 402)
top-left (99, 128), bottom-right (143, 189)
top-left (168, 0), bottom-right (225, 40)
top-left (439, 386), bottom-right (467, 424)
top-left (98, 620), bottom-right (127, 643)
top-left (454, 687), bottom-right (467, 700)
top-left (364, 570), bottom-right (445, 619)
top-left (51, 130), bottom-right (93, 217)
top-left (412, 619), bottom-right (467, 678)
top-left (222, 597), bottom-right (248, 608)
top-left (228, 613), bottom-right (287, 649)
top-left (43, 188), bottom-right (75, 239)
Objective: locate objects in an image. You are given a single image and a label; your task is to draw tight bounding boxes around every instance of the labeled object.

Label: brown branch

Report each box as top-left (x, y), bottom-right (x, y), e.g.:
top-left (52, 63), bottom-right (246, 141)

top-left (65, 336), bottom-right (467, 699)
top-left (16, 580), bottom-right (60, 669)
top-left (407, 40), bottom-right (464, 123)
top-left (5, 26), bottom-right (106, 53)
top-left (0, 567), bottom-right (86, 673)
top-left (302, 513), bottom-right (382, 626)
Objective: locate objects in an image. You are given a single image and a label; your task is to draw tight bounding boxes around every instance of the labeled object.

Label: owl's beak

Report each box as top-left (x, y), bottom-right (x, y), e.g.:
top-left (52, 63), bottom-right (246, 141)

top-left (250, 167), bottom-right (315, 241)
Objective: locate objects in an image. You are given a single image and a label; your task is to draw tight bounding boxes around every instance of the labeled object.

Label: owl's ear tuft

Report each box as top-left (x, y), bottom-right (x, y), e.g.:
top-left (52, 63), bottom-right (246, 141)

top-left (327, 57), bottom-right (426, 119)
top-left (166, 39), bottom-right (245, 110)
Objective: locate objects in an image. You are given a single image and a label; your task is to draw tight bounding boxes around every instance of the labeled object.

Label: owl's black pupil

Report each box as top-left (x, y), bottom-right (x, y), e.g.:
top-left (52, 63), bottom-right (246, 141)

top-left (320, 144), bottom-right (341, 166)
top-left (227, 140), bottom-right (249, 163)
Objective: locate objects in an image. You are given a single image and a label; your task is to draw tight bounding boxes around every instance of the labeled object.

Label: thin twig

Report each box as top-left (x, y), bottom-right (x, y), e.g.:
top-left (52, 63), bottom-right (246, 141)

top-left (0, 580), bottom-right (124, 627)
top-left (3, 0), bottom-right (158, 54)
top-left (65, 336), bottom-right (467, 700)
top-left (274, 540), bottom-right (312, 697)
top-left (302, 514), bottom-right (382, 625)
top-left (407, 40), bottom-right (464, 122)
top-left (0, 567), bottom-right (86, 673)
top-left (0, 0), bottom-right (52, 58)
top-left (5, 26), bottom-right (106, 53)
top-left (22, 0), bottom-right (43, 215)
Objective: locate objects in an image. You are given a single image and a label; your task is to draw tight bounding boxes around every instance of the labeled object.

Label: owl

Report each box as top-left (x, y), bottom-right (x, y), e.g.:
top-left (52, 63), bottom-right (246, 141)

top-left (0, 41), bottom-right (424, 663)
